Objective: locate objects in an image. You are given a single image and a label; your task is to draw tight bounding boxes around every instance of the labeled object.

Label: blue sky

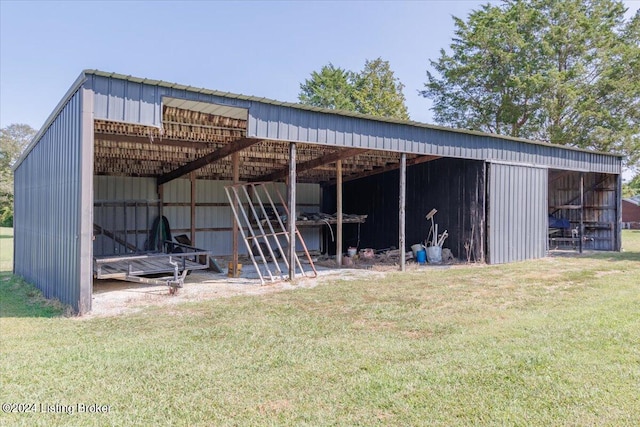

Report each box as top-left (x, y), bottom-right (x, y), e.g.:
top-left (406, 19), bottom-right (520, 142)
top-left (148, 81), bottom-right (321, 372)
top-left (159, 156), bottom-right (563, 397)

top-left (1, 0), bottom-right (639, 132)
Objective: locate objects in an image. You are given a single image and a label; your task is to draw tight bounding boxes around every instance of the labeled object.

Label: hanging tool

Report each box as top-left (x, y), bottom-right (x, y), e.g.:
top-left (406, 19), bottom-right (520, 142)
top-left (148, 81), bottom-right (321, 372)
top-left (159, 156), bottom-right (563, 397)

top-left (425, 208), bottom-right (438, 247)
top-left (437, 230), bottom-right (449, 247)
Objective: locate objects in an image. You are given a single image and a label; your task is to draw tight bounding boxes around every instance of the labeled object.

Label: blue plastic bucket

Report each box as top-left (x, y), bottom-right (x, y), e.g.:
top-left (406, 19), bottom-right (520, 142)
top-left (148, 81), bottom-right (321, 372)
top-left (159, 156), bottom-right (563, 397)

top-left (416, 249), bottom-right (426, 264)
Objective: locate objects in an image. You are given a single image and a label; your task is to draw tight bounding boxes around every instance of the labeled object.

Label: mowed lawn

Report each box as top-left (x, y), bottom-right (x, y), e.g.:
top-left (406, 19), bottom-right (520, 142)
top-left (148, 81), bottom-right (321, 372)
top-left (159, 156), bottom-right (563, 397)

top-left (0, 227), bottom-right (12, 272)
top-left (1, 230), bottom-right (639, 426)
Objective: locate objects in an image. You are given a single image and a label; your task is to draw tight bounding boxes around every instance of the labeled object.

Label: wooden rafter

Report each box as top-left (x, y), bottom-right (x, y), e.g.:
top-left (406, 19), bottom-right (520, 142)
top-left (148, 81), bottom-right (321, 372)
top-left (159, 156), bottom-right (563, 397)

top-left (250, 147), bottom-right (370, 182)
top-left (325, 155), bottom-right (440, 186)
top-left (95, 133), bottom-right (207, 150)
top-left (157, 137), bottom-right (263, 185)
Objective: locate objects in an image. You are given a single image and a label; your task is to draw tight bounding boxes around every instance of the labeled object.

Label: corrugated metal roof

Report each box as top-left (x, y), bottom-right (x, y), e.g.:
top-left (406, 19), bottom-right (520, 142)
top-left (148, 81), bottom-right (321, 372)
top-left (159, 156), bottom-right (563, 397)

top-left (15, 68), bottom-right (624, 178)
top-left (83, 69), bottom-right (623, 160)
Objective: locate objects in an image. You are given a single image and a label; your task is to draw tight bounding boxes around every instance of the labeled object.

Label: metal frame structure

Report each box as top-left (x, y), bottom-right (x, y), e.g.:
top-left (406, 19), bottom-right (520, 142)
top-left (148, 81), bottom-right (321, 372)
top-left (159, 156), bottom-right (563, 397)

top-left (93, 240), bottom-right (212, 293)
top-left (224, 182), bottom-right (318, 284)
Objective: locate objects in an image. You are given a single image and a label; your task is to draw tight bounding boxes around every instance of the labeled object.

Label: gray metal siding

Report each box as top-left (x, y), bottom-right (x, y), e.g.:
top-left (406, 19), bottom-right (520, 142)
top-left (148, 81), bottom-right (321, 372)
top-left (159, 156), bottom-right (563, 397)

top-left (93, 176), bottom-right (321, 256)
top-left (84, 72), bottom-right (621, 175)
top-left (488, 163), bottom-right (548, 264)
top-left (89, 74), bottom-right (251, 128)
top-left (248, 103), bottom-right (620, 174)
top-left (13, 90), bottom-right (86, 311)
top-left (93, 176), bottom-right (158, 256)
top-left (78, 87), bottom-right (94, 313)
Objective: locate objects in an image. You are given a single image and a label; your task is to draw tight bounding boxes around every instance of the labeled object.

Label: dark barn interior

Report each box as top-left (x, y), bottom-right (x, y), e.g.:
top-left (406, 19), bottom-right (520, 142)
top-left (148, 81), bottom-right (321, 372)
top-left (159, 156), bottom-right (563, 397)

top-left (323, 157), bottom-right (486, 261)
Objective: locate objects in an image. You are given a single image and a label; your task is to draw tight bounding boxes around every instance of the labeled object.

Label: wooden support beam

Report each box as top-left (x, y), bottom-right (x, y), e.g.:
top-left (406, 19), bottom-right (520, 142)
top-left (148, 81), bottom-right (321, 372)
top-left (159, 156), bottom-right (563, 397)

top-left (190, 172), bottom-right (196, 246)
top-left (399, 153), bottom-right (406, 271)
top-left (232, 152), bottom-right (240, 276)
top-left (549, 170), bottom-right (573, 183)
top-left (325, 155), bottom-right (439, 186)
top-left (95, 132), bottom-right (207, 149)
top-left (615, 174), bottom-right (622, 251)
top-left (579, 172), bottom-right (584, 254)
top-left (251, 147), bottom-right (368, 182)
top-left (158, 184), bottom-right (164, 220)
top-left (288, 142), bottom-right (297, 280)
top-left (157, 137), bottom-right (261, 185)
top-left (336, 159), bottom-right (343, 266)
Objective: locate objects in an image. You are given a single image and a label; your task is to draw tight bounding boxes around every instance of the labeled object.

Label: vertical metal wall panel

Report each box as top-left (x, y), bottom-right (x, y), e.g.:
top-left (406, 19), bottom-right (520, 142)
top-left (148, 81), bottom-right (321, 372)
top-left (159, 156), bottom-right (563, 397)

top-left (89, 74), bottom-right (251, 128)
top-left (92, 177), bottom-right (321, 256)
top-left (94, 176), bottom-right (155, 200)
top-left (166, 178), bottom-right (228, 253)
top-left (93, 176), bottom-right (158, 256)
top-left (77, 87), bottom-right (94, 313)
top-left (488, 163), bottom-right (548, 264)
top-left (13, 90), bottom-right (85, 312)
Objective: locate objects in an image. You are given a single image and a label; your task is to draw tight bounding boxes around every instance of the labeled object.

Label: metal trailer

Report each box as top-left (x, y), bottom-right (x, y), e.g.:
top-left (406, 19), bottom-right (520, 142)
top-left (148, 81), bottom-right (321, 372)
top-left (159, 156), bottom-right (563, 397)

top-left (93, 241), bottom-right (212, 294)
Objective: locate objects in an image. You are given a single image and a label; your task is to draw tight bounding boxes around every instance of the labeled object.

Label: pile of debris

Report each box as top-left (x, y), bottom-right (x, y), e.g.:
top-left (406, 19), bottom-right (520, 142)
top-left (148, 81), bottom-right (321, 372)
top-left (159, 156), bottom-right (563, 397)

top-left (316, 246), bottom-right (458, 270)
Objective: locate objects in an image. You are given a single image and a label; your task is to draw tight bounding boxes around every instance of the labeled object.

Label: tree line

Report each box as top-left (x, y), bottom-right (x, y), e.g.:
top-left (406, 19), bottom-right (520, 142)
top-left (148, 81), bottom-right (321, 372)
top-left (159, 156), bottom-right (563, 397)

top-left (0, 124), bottom-right (35, 226)
top-left (298, 0), bottom-right (639, 171)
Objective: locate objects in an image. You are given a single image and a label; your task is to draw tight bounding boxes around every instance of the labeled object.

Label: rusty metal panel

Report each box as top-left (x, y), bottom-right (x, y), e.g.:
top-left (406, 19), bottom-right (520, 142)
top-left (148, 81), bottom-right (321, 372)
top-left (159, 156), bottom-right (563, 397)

top-left (488, 163), bottom-right (548, 264)
top-left (13, 90), bottom-right (87, 312)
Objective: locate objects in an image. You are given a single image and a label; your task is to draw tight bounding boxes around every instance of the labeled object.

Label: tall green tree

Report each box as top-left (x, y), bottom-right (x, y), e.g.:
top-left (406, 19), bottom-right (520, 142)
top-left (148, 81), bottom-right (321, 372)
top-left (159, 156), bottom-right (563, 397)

top-left (352, 58), bottom-right (410, 120)
top-left (623, 173), bottom-right (640, 197)
top-left (298, 63), bottom-right (356, 111)
top-left (299, 58), bottom-right (410, 120)
top-left (422, 0), bottom-right (640, 167)
top-left (0, 123), bottom-right (36, 226)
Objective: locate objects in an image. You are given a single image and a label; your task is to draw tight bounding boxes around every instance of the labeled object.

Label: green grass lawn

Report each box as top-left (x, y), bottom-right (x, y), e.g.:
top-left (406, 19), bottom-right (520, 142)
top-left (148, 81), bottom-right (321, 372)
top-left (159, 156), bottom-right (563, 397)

top-left (0, 231), bottom-right (639, 426)
top-left (0, 227), bottom-right (13, 272)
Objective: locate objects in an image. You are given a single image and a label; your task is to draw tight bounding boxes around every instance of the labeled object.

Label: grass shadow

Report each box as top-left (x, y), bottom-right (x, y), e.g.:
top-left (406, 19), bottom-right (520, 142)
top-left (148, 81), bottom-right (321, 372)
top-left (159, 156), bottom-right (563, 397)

top-left (549, 230), bottom-right (640, 263)
top-left (585, 251), bottom-right (640, 262)
top-left (0, 272), bottom-right (66, 318)
top-left (550, 250), bottom-right (640, 263)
